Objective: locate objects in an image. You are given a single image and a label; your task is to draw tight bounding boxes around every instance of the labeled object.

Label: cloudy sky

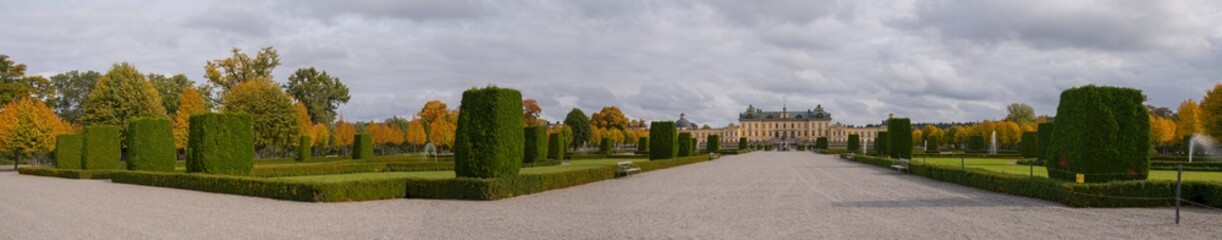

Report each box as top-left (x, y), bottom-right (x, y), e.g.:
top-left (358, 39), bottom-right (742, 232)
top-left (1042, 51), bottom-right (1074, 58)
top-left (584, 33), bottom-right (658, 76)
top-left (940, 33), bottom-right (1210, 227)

top-left (3, 0), bottom-right (1220, 126)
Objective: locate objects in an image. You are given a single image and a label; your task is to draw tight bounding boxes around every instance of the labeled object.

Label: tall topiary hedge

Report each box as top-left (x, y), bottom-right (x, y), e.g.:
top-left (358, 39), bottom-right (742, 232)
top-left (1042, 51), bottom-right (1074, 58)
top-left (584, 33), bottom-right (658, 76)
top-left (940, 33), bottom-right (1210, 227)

top-left (1038, 122), bottom-right (1054, 161)
top-left (815, 137), bottom-right (829, 150)
top-left (677, 132), bottom-right (693, 157)
top-left (187, 113), bottom-right (254, 175)
top-left (82, 125), bottom-right (122, 170)
top-left (1047, 85), bottom-right (1150, 183)
top-left (547, 133), bottom-right (565, 160)
top-left (353, 133), bottom-right (373, 160)
top-left (968, 136), bottom-right (986, 152)
top-left (523, 126), bottom-right (548, 163)
top-left (649, 121), bottom-right (677, 160)
top-left (690, 138), bottom-right (698, 156)
top-left (54, 134), bottom-right (83, 169)
top-left (875, 132), bottom-right (889, 156)
top-left (1020, 131), bottom-right (1037, 158)
top-left (298, 136), bottom-right (312, 162)
top-left (600, 137), bottom-right (613, 154)
top-left (926, 137), bottom-right (940, 153)
top-left (453, 86), bottom-right (524, 178)
top-left (738, 137), bottom-right (747, 150)
top-left (637, 137), bottom-right (649, 153)
top-left (847, 134), bottom-right (860, 153)
top-left (888, 118), bottom-right (912, 159)
top-left (707, 135), bottom-right (720, 154)
top-left (127, 118), bottom-right (175, 171)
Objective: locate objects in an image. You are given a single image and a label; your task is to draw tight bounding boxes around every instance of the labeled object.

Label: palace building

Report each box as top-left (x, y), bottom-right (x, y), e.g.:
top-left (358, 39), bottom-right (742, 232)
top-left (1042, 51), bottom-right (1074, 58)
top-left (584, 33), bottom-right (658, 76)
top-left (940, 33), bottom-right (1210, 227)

top-left (679, 105), bottom-right (883, 149)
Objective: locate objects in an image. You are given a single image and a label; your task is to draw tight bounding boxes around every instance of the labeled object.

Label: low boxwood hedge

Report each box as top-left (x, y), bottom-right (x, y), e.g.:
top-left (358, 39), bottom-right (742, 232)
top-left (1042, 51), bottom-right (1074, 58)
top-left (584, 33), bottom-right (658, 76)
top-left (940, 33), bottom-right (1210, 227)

top-left (18, 167), bottom-right (119, 179)
top-left (109, 171), bottom-right (410, 202)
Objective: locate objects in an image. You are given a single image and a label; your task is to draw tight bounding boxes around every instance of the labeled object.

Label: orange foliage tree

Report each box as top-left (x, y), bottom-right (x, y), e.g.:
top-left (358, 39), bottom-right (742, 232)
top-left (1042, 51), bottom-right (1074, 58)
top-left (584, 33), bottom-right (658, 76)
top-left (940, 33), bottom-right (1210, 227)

top-left (0, 98), bottom-right (73, 164)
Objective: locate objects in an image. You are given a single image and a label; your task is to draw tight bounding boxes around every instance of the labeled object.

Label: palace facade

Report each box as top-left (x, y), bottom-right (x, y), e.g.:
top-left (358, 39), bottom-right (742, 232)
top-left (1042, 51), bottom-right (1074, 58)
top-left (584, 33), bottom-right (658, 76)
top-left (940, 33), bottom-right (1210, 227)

top-left (678, 105), bottom-right (883, 149)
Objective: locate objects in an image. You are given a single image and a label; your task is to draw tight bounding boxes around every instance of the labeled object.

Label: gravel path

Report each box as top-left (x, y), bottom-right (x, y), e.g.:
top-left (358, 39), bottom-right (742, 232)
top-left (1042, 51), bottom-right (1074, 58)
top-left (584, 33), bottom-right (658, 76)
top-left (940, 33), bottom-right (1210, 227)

top-left (1, 152), bottom-right (1220, 239)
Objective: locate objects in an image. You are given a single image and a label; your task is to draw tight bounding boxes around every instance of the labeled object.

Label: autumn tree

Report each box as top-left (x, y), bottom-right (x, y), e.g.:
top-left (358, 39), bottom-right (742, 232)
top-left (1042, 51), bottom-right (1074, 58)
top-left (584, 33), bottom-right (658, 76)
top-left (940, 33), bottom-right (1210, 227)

top-left (419, 100), bottom-right (449, 125)
top-left (911, 130), bottom-right (923, 147)
top-left (293, 101), bottom-right (312, 134)
top-left (1149, 115), bottom-right (1178, 149)
top-left (0, 98), bottom-right (72, 167)
top-left (564, 108), bottom-right (591, 148)
top-left (172, 87), bottom-right (209, 150)
top-left (429, 117), bottom-right (456, 152)
top-left (1202, 84), bottom-right (1222, 140)
top-left (1005, 103), bottom-right (1036, 126)
top-left (1176, 99), bottom-right (1204, 138)
top-left (284, 67), bottom-right (350, 124)
top-left (311, 123), bottom-right (331, 149)
top-left (48, 70), bottom-right (100, 122)
top-left (222, 78), bottom-right (299, 149)
top-left (204, 47), bottom-right (280, 92)
top-left (591, 106), bottom-right (629, 131)
top-left (82, 63), bottom-right (166, 143)
top-left (335, 120), bottom-right (356, 149)
top-left (523, 98), bottom-right (543, 126)
top-left (405, 119), bottom-right (428, 148)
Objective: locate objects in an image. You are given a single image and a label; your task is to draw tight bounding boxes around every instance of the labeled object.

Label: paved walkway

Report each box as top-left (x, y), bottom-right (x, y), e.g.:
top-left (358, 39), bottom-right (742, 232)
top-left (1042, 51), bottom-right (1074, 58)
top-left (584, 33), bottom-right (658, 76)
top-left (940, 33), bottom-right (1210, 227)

top-left (1, 152), bottom-right (1219, 239)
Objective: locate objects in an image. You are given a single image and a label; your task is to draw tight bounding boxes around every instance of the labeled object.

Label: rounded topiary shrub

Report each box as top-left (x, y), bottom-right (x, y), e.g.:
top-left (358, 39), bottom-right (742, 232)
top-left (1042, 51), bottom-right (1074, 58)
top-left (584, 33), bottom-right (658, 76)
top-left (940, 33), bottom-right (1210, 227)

top-left (187, 113), bottom-right (254, 175)
top-left (523, 126), bottom-right (548, 163)
top-left (707, 135), bottom-right (720, 154)
top-left (649, 121), bottom-right (677, 160)
top-left (127, 117), bottom-right (176, 171)
top-left (888, 118), bottom-right (912, 159)
top-left (1020, 131), bottom-right (1037, 158)
top-left (677, 132), bottom-right (693, 157)
top-left (1047, 85), bottom-right (1150, 183)
top-left (847, 134), bottom-right (860, 153)
top-left (453, 86), bottom-right (524, 178)
top-left (54, 134), bottom-right (83, 169)
top-left (298, 136), bottom-right (312, 162)
top-left (82, 125), bottom-right (122, 170)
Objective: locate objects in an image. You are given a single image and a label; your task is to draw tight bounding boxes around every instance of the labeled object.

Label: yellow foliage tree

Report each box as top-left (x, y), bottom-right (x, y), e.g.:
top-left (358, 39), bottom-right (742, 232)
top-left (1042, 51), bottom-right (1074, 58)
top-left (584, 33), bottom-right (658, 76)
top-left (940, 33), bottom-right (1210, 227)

top-left (1200, 83), bottom-right (1222, 140)
top-left (294, 101), bottom-right (312, 136)
top-left (405, 120), bottom-right (428, 147)
top-left (334, 120), bottom-right (356, 147)
top-left (911, 129), bottom-right (923, 146)
top-left (0, 98), bottom-right (72, 163)
top-left (1149, 115), bottom-right (1178, 147)
top-left (428, 119), bottom-right (455, 150)
top-left (311, 123), bottom-right (330, 147)
top-left (1176, 99), bottom-right (1204, 138)
top-left (172, 87), bottom-right (208, 150)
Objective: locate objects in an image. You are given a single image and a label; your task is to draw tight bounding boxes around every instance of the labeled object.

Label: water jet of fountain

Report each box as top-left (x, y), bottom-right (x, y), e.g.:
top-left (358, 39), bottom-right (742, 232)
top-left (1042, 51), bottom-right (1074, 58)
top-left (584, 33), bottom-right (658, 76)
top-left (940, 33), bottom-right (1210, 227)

top-left (1188, 134), bottom-right (1218, 163)
top-left (989, 131), bottom-right (998, 155)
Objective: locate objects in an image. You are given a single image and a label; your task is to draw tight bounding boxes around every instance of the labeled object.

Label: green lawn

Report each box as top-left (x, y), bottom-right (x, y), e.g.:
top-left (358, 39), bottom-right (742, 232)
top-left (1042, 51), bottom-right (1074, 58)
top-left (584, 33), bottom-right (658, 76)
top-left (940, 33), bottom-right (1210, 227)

top-left (275, 158), bottom-right (646, 183)
top-left (914, 157), bottom-right (1222, 182)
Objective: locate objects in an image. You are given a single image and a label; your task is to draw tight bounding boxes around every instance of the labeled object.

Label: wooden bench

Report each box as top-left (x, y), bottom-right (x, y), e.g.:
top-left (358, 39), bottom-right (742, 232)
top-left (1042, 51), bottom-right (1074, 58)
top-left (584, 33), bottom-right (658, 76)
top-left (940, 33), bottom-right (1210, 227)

top-left (616, 161), bottom-right (641, 177)
top-left (891, 158), bottom-right (910, 173)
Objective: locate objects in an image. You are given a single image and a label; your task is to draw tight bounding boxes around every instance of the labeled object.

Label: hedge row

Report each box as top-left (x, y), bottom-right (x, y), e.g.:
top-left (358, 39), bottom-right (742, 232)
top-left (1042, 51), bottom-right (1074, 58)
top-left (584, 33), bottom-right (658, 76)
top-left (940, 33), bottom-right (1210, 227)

top-left (677, 132), bottom-right (693, 157)
top-left (910, 153), bottom-right (1024, 159)
top-left (874, 132), bottom-right (889, 156)
top-left (54, 134), bottom-right (82, 169)
top-left (353, 133), bottom-right (374, 160)
top-left (18, 167), bottom-right (118, 179)
top-left (110, 171), bottom-right (409, 202)
top-left (127, 118), bottom-right (176, 172)
top-left (250, 161), bottom-right (458, 177)
top-left (1047, 85), bottom-right (1150, 182)
top-left (83, 125), bottom-right (122, 170)
top-left (815, 137), bottom-right (828, 150)
top-left (637, 137), bottom-right (649, 153)
top-left (187, 113), bottom-right (254, 175)
top-left (547, 133), bottom-right (566, 160)
top-left (846, 134), bottom-right (860, 153)
top-left (738, 137), bottom-right (747, 150)
top-left (1149, 161), bottom-right (1222, 171)
top-left (841, 154), bottom-right (1222, 208)
top-left (523, 126), bottom-right (548, 163)
top-left (649, 121), bottom-right (677, 160)
top-left (1020, 132), bottom-right (1037, 158)
top-left (707, 135), bottom-right (720, 153)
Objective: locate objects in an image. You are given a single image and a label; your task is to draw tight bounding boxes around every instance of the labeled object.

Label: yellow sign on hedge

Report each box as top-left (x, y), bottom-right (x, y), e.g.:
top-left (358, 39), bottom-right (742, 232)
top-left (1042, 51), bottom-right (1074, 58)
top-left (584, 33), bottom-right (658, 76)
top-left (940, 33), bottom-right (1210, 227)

top-left (1075, 173), bottom-right (1084, 184)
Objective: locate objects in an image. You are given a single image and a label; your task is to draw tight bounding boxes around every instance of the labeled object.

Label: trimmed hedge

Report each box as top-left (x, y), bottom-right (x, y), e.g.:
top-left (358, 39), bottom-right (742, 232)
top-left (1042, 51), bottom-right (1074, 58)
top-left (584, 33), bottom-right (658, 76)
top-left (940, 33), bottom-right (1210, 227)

top-left (815, 137), bottom-right (828, 150)
top-left (252, 161), bottom-right (455, 177)
top-left (847, 134), bottom-right (860, 153)
top-left (54, 134), bottom-right (82, 169)
top-left (677, 132), bottom-right (693, 157)
top-left (875, 132), bottom-right (889, 156)
top-left (523, 126), bottom-right (548, 163)
top-left (738, 137), bottom-right (747, 150)
top-left (911, 153), bottom-right (1024, 159)
top-left (353, 133), bottom-right (373, 160)
top-left (926, 137), bottom-right (940, 153)
top-left (600, 137), bottom-right (613, 154)
top-left (707, 135), bottom-right (720, 154)
top-left (842, 154), bottom-right (1222, 208)
top-left (888, 118), bottom-right (912, 159)
top-left (1047, 85), bottom-right (1150, 183)
top-left (453, 86), bottom-right (524, 178)
top-left (187, 113), bottom-right (254, 176)
top-left (127, 118), bottom-right (176, 172)
top-left (547, 133), bottom-right (566, 160)
top-left (690, 137), bottom-right (698, 156)
top-left (1037, 122), bottom-right (1054, 161)
top-left (649, 121), bottom-right (677, 160)
top-left (637, 137), bottom-right (649, 153)
top-left (298, 136), bottom-right (312, 162)
top-left (82, 125), bottom-right (122, 170)
top-left (968, 135), bottom-right (986, 152)
top-left (110, 171), bottom-right (409, 202)
top-left (19, 167), bottom-right (117, 179)
top-left (1020, 131), bottom-right (1037, 158)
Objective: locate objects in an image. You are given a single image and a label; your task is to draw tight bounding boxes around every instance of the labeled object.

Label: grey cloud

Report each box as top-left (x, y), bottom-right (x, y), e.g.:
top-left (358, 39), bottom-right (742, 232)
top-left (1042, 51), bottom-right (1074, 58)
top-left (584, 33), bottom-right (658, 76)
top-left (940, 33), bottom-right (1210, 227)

top-left (281, 0), bottom-right (490, 22)
top-left (184, 2), bottom-right (275, 36)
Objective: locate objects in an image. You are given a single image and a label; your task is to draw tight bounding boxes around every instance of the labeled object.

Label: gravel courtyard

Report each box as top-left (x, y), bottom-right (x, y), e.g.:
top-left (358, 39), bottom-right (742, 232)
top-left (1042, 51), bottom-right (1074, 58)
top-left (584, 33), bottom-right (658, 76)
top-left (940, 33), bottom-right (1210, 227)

top-left (1, 152), bottom-right (1220, 239)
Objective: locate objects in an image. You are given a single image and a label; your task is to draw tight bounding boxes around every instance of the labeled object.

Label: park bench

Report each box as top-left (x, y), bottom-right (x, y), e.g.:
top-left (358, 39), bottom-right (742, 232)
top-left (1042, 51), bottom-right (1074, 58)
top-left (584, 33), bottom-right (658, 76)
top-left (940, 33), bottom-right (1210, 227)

top-left (617, 161), bottom-right (641, 177)
top-left (891, 158), bottom-right (910, 173)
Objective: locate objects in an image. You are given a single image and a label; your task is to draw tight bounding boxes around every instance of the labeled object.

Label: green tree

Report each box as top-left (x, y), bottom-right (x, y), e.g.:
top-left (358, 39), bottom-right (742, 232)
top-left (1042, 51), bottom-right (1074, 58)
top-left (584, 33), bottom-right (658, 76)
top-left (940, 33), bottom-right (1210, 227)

top-left (284, 67), bottom-right (350, 124)
top-left (0, 55), bottom-right (55, 106)
top-left (48, 70), bottom-right (101, 123)
top-left (221, 78), bottom-right (299, 149)
top-left (82, 63), bottom-right (167, 143)
top-left (204, 47), bottom-right (280, 91)
top-left (564, 108), bottom-right (591, 148)
top-left (1202, 84), bottom-right (1222, 140)
top-left (147, 73), bottom-right (195, 115)
top-left (1005, 103), bottom-right (1036, 125)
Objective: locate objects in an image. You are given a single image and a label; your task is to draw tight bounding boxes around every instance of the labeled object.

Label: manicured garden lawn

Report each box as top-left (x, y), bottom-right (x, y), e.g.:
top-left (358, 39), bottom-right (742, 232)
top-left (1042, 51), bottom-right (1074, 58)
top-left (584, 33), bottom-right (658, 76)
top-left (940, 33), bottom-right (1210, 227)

top-left (915, 157), bottom-right (1222, 182)
top-left (275, 158), bottom-right (647, 183)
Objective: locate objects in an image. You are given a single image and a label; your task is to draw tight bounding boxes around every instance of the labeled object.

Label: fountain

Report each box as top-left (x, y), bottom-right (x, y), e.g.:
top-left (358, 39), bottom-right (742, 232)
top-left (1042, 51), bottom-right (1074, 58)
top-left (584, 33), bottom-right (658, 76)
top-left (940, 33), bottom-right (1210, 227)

top-left (989, 131), bottom-right (997, 155)
top-left (1188, 134), bottom-right (1218, 163)
top-left (863, 141), bottom-right (868, 155)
